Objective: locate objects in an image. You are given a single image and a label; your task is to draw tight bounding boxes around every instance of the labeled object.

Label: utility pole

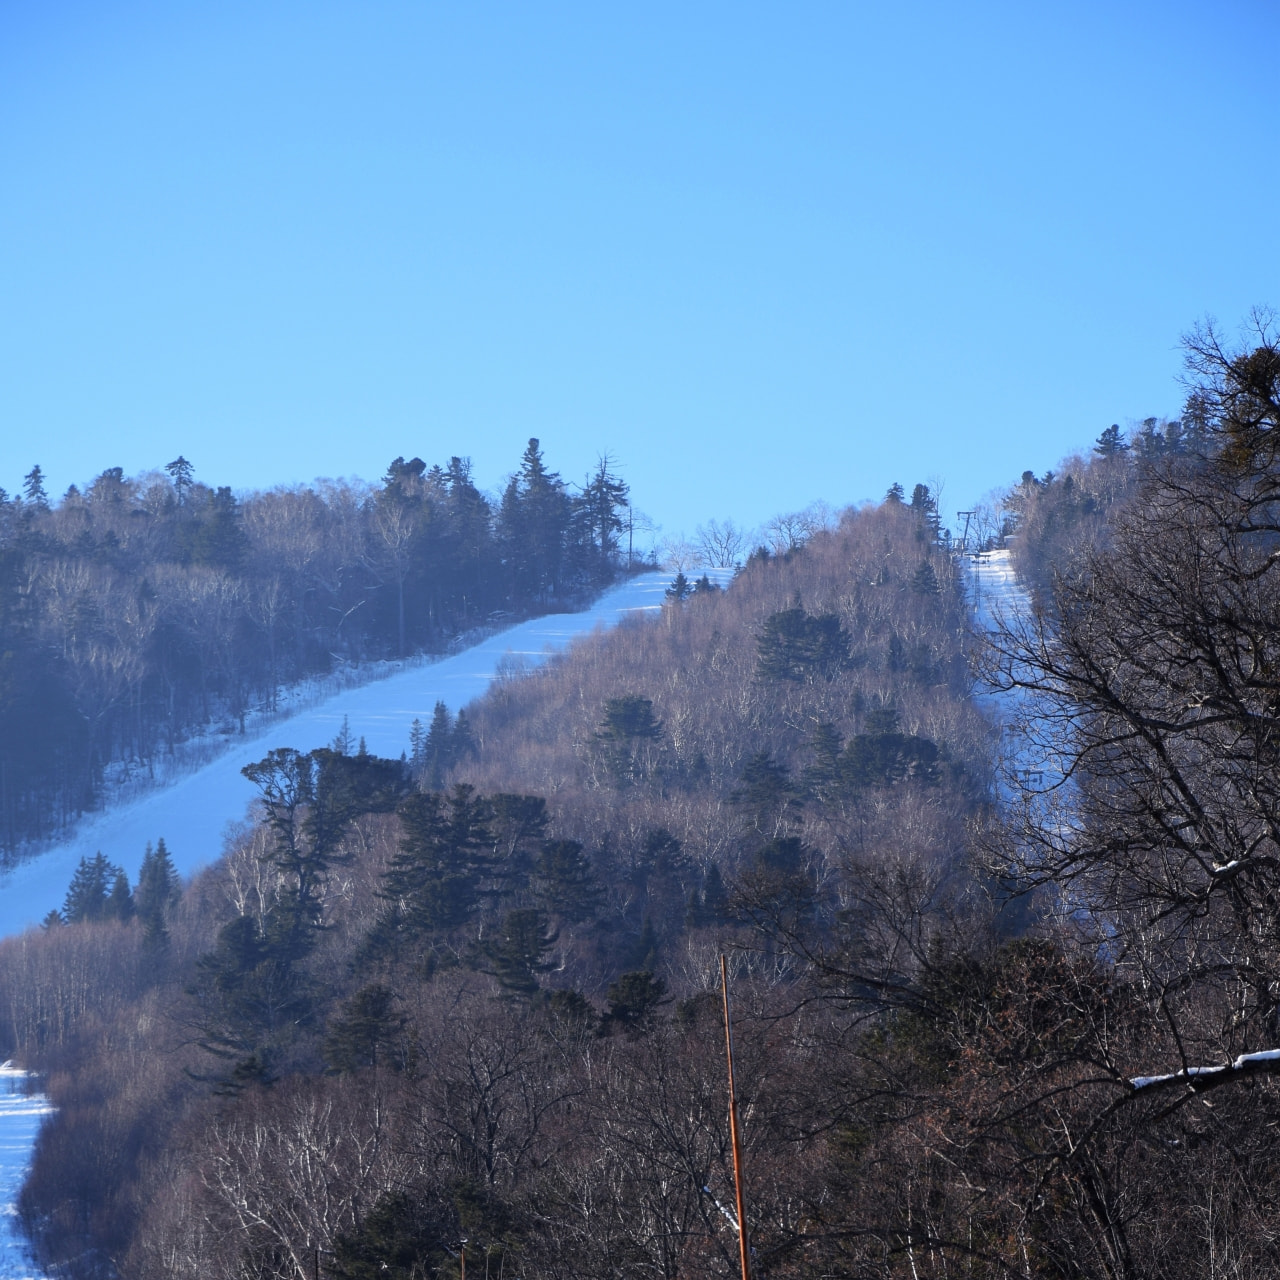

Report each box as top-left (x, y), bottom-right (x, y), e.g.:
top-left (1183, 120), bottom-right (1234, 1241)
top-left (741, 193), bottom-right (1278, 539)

top-left (720, 954), bottom-right (751, 1280)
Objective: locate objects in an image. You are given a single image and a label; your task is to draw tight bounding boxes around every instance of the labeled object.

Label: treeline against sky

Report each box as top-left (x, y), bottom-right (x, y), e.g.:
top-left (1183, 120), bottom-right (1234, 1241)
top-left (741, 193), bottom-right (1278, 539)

top-left (0, 440), bottom-right (630, 854)
top-left (0, 491), bottom-right (993, 1278)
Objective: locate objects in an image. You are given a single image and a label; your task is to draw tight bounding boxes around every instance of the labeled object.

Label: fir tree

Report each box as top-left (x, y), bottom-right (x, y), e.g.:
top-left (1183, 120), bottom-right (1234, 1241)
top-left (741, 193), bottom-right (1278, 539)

top-left (603, 970), bottom-right (668, 1034)
top-left (421, 700), bottom-right (454, 789)
top-left (62, 852), bottom-right (116, 923)
top-left (910, 560), bottom-right (941, 595)
top-left (323, 983), bottom-right (404, 1073)
top-left (22, 465), bottom-right (48, 510)
top-left (756, 607), bottom-right (851, 682)
top-left (665, 571), bottom-right (691, 602)
top-left (1094, 423), bottom-right (1128, 457)
top-left (331, 715), bottom-right (355, 756)
top-left (481, 908), bottom-right (558, 996)
top-left (533, 839), bottom-right (600, 922)
top-left (164, 455), bottom-right (194, 505)
top-left (107, 868), bottom-right (134, 922)
top-left (136, 838), bottom-right (181, 944)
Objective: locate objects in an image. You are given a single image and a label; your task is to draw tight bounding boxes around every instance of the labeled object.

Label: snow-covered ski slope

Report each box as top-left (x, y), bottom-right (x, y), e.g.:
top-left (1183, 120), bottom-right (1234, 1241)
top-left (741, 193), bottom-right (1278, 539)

top-left (0, 1067), bottom-right (52, 1280)
top-left (0, 570), bottom-right (713, 938)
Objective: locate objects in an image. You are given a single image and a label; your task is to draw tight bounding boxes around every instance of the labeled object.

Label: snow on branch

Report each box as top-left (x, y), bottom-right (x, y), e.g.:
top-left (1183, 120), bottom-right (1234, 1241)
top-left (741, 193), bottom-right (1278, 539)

top-left (1130, 1048), bottom-right (1280, 1093)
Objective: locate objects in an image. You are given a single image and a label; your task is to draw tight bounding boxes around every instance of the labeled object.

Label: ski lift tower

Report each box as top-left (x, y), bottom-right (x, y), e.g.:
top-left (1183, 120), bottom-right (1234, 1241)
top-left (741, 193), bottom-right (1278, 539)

top-left (956, 510), bottom-right (976, 552)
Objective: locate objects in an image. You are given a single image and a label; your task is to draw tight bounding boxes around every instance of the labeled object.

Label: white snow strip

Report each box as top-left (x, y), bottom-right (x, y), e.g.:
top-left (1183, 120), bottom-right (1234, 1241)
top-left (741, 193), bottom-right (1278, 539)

top-left (0, 570), bottom-right (727, 939)
top-left (0, 1069), bottom-right (52, 1278)
top-left (1129, 1048), bottom-right (1280, 1089)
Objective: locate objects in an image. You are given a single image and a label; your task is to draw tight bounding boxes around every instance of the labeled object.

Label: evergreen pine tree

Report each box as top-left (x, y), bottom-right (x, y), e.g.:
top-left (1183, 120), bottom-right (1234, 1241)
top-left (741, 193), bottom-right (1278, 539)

top-left (164, 455), bottom-right (194, 505)
top-left (421, 700), bottom-right (454, 789)
top-left (665, 571), bottom-right (691, 602)
top-left (1094, 424), bottom-right (1129, 457)
top-left (533, 839), bottom-right (601, 922)
top-left (21, 465), bottom-right (48, 510)
top-left (603, 970), bottom-right (668, 1034)
top-left (62, 852), bottom-right (116, 923)
top-left (331, 715), bottom-right (355, 755)
top-left (481, 908), bottom-right (558, 996)
top-left (107, 868), bottom-right (134, 922)
top-left (136, 838), bottom-right (181, 944)
top-left (452, 709), bottom-right (477, 762)
top-left (323, 983), bottom-right (404, 1073)
top-left (910, 560), bottom-right (941, 595)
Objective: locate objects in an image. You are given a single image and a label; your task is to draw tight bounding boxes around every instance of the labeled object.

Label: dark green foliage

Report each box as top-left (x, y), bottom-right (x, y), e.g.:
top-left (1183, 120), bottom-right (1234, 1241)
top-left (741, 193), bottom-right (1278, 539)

top-left (163, 455), bottom-right (193, 504)
top-left (840, 718), bottom-right (940, 788)
top-left (594, 695), bottom-right (663, 783)
top-left (135, 839), bottom-right (181, 945)
top-left (62, 853), bottom-right (120, 924)
top-left (909, 559), bottom-right (940, 595)
top-left (420, 700), bottom-right (455, 789)
top-left (544, 987), bottom-right (598, 1029)
top-left (480, 908), bottom-right (558, 996)
top-left (328, 1190), bottom-right (448, 1279)
top-left (378, 786), bottom-right (494, 944)
top-left (665, 571), bottom-right (691, 601)
top-left (532, 839), bottom-right (600, 921)
top-left (802, 721), bottom-right (843, 801)
top-left (323, 983), bottom-right (404, 1073)
top-left (731, 750), bottom-right (801, 836)
top-left (187, 913), bottom-right (314, 1086)
top-left (22, 465), bottom-right (49, 509)
top-left (107, 869), bottom-right (134, 922)
top-left (0, 438), bottom-right (635, 853)
top-left (603, 970), bottom-right (668, 1034)
top-left (1094, 423), bottom-right (1128, 456)
top-left (756, 605), bottom-right (851, 682)
top-left (596, 694), bottom-right (663, 742)
top-left (488, 793), bottom-right (549, 887)
top-left (686, 860), bottom-right (729, 928)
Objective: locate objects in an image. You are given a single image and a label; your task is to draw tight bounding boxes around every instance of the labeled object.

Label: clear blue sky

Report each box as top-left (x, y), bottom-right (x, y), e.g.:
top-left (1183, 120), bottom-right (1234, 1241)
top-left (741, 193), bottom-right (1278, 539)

top-left (2, 1), bottom-right (1278, 541)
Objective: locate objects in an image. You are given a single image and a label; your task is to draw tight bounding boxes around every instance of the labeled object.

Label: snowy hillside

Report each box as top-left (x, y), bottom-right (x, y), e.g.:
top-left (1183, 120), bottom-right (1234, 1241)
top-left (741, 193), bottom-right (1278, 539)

top-left (0, 570), bottom-right (712, 939)
top-left (0, 1068), bottom-right (52, 1280)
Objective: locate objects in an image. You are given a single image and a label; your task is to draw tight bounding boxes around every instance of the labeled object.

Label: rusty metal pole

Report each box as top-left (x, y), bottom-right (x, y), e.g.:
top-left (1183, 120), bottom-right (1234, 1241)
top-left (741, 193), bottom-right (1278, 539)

top-left (721, 953), bottom-right (751, 1280)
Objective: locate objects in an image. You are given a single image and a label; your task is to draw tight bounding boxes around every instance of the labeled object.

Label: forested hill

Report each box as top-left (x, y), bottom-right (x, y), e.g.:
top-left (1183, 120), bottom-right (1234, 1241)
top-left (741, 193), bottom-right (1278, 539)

top-left (1, 489), bottom-right (990, 1278)
top-left (0, 441), bottom-right (630, 854)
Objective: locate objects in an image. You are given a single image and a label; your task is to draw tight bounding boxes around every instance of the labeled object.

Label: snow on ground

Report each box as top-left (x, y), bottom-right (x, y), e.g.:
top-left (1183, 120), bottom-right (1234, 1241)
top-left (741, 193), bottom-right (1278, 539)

top-left (966, 548), bottom-right (1063, 797)
top-left (0, 1067), bottom-right (53, 1280)
top-left (0, 569), bottom-right (723, 939)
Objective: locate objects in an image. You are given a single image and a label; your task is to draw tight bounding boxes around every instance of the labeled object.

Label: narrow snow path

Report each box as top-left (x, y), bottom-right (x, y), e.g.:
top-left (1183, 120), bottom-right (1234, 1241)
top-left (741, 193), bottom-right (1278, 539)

top-left (0, 570), bottom-right (713, 939)
top-left (0, 1068), bottom-right (52, 1280)
top-left (966, 548), bottom-right (1061, 794)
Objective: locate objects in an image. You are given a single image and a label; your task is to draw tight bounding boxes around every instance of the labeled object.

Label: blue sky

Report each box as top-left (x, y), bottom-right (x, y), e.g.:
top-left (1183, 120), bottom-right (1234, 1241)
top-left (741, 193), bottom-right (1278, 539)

top-left (2, 1), bottom-right (1278, 541)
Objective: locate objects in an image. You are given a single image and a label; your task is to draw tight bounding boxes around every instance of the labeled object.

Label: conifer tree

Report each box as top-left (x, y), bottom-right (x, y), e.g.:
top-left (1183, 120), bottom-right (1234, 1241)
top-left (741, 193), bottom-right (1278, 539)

top-left (665, 571), bottom-right (691, 602)
top-left (62, 852), bottom-right (116, 923)
top-left (107, 868), bottom-right (134, 922)
top-left (21, 465), bottom-right (48, 510)
top-left (421, 700), bottom-right (454, 789)
top-left (481, 908), bottom-right (558, 996)
top-left (533, 839), bottom-right (600, 922)
top-left (136, 838), bottom-right (181, 944)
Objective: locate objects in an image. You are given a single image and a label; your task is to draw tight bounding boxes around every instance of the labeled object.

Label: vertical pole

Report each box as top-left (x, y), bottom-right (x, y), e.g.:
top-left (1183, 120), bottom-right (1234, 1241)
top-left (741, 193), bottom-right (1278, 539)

top-left (721, 954), bottom-right (751, 1280)
top-left (460, 1241), bottom-right (466, 1280)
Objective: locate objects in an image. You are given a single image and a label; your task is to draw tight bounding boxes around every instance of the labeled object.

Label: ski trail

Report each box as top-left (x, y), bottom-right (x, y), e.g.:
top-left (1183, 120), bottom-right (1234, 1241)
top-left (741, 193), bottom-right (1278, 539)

top-left (0, 569), bottom-right (721, 939)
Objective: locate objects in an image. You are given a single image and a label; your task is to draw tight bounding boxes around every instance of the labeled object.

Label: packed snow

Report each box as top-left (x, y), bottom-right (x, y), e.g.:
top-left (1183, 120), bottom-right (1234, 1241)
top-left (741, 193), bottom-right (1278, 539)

top-left (0, 570), bottom-right (720, 939)
top-left (0, 1067), bottom-right (53, 1280)
top-left (0, 568), bottom-right (727, 1276)
top-left (1130, 1048), bottom-right (1280, 1091)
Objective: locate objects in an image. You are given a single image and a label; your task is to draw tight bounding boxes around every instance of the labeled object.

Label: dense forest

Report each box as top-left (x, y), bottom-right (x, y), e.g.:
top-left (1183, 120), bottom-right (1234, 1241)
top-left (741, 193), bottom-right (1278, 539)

top-left (6, 315), bottom-right (1280, 1279)
top-left (0, 440), bottom-right (630, 854)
